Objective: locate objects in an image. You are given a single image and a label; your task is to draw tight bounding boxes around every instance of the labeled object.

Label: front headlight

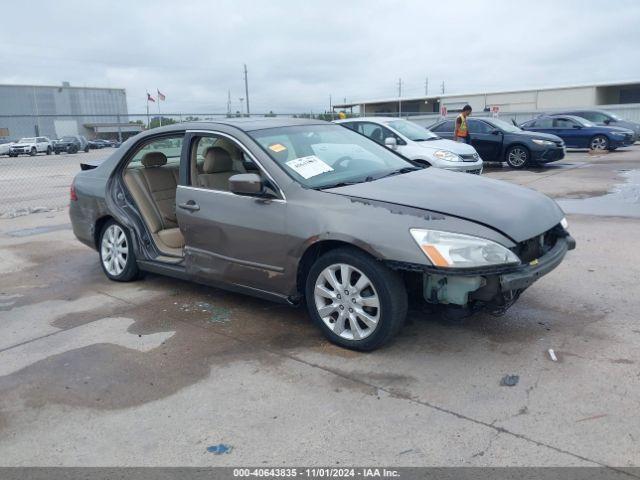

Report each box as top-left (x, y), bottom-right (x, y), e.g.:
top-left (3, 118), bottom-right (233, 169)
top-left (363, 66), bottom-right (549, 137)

top-left (409, 229), bottom-right (520, 268)
top-left (532, 139), bottom-right (555, 146)
top-left (611, 132), bottom-right (625, 136)
top-left (433, 150), bottom-right (461, 162)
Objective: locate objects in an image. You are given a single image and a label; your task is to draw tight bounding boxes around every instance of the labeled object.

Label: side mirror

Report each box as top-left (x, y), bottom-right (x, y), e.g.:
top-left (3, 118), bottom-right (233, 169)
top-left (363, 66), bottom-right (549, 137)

top-left (603, 119), bottom-right (611, 125)
top-left (229, 173), bottom-right (264, 196)
top-left (384, 137), bottom-right (398, 150)
top-left (491, 129), bottom-right (502, 135)
top-left (572, 124), bottom-right (582, 129)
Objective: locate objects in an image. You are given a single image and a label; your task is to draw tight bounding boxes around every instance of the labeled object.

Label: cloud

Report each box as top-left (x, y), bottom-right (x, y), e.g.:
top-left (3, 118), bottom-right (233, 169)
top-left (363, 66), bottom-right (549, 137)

top-left (1, 0), bottom-right (639, 114)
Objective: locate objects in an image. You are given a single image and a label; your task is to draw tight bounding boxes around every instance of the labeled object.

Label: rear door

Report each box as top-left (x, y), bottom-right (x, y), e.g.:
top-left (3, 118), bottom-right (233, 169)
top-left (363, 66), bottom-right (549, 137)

top-left (552, 117), bottom-right (583, 147)
top-left (175, 131), bottom-right (290, 296)
top-left (468, 120), bottom-right (502, 160)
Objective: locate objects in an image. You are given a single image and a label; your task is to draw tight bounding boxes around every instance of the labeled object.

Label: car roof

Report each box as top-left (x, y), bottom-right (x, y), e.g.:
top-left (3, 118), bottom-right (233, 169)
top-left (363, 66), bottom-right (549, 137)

top-left (148, 117), bottom-right (329, 134)
top-left (335, 116), bottom-right (404, 124)
top-left (546, 114), bottom-right (589, 122)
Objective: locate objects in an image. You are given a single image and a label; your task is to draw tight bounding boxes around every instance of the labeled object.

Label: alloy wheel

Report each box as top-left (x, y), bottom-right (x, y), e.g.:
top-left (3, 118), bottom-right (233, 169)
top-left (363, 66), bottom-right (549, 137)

top-left (508, 147), bottom-right (527, 167)
top-left (590, 136), bottom-right (608, 150)
top-left (101, 224), bottom-right (129, 276)
top-left (313, 263), bottom-right (380, 341)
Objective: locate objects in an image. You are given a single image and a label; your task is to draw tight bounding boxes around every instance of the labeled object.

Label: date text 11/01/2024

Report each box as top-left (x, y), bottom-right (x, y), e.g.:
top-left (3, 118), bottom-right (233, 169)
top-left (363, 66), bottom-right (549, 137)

top-left (233, 468), bottom-right (400, 477)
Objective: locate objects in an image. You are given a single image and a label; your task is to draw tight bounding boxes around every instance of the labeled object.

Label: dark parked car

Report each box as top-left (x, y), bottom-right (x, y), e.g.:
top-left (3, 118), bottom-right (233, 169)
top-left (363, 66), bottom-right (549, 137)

top-left (521, 115), bottom-right (635, 151)
top-left (70, 119), bottom-right (574, 351)
top-left (53, 135), bottom-right (89, 154)
top-left (429, 117), bottom-right (566, 168)
top-left (88, 139), bottom-right (107, 149)
top-left (554, 110), bottom-right (640, 142)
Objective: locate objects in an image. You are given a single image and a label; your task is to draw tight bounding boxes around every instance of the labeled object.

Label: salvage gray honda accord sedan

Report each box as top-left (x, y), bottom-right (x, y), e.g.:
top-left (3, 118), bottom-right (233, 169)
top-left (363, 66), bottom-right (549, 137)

top-left (70, 118), bottom-right (575, 351)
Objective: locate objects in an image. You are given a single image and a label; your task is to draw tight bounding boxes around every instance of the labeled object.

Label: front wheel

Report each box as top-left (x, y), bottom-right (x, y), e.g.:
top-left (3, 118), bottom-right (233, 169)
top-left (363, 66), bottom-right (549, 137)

top-left (29, 147), bottom-right (37, 156)
top-left (84, 146), bottom-right (89, 152)
top-left (305, 247), bottom-right (408, 351)
top-left (590, 135), bottom-right (609, 151)
top-left (505, 145), bottom-right (530, 169)
top-left (99, 220), bottom-right (139, 282)
top-left (46, 146), bottom-right (52, 155)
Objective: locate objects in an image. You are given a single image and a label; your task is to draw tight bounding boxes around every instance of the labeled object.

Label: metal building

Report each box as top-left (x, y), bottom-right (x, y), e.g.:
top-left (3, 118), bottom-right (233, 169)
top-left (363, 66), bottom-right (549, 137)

top-left (333, 80), bottom-right (640, 123)
top-left (0, 82), bottom-right (142, 141)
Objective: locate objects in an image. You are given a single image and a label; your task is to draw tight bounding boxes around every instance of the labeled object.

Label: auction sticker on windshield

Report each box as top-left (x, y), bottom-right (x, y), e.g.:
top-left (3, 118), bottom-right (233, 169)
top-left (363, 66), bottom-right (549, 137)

top-left (286, 155), bottom-right (334, 179)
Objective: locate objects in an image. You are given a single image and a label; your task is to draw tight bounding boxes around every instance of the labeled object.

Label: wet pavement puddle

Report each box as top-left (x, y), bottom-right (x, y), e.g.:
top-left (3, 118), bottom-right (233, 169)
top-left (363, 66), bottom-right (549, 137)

top-left (557, 169), bottom-right (640, 218)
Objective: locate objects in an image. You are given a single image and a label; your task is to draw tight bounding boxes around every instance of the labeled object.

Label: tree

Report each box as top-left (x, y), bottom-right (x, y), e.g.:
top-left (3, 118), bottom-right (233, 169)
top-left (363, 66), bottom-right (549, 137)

top-left (148, 117), bottom-right (177, 129)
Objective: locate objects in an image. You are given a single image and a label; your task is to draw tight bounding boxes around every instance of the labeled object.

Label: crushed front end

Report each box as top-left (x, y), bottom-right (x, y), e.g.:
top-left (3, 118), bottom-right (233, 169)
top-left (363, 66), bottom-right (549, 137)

top-left (389, 221), bottom-right (576, 316)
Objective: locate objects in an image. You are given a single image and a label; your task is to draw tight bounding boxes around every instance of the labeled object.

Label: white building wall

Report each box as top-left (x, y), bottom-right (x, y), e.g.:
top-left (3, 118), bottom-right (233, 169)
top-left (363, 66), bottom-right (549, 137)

top-left (536, 86), bottom-right (596, 109)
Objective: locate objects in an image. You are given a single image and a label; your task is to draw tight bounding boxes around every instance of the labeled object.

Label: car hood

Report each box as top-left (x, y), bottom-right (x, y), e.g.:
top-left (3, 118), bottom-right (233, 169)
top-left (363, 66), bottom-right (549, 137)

top-left (606, 126), bottom-right (635, 134)
top-left (412, 138), bottom-right (478, 154)
top-left (325, 168), bottom-right (564, 243)
top-left (514, 130), bottom-right (563, 142)
top-left (12, 143), bottom-right (33, 147)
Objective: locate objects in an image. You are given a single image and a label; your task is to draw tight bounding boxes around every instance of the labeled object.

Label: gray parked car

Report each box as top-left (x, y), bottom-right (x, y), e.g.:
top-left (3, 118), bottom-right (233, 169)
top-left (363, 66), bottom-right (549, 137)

top-left (69, 119), bottom-right (575, 351)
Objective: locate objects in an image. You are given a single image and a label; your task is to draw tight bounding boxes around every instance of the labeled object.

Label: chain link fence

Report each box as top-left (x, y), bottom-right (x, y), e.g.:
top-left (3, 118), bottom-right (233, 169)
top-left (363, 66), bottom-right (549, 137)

top-left (2, 105), bottom-right (639, 217)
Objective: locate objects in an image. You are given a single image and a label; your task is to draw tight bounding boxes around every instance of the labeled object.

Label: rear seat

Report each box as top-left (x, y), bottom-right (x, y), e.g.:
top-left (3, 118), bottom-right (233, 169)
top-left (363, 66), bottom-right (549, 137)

top-left (123, 151), bottom-right (184, 255)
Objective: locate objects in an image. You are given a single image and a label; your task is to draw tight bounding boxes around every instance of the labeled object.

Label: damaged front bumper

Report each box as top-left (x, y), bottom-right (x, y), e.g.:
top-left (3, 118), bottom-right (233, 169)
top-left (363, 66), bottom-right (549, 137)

top-left (389, 235), bottom-right (576, 313)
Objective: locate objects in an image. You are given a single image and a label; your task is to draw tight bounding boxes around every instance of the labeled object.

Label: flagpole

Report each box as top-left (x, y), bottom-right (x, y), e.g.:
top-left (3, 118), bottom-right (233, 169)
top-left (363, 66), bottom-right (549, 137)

top-left (146, 94), bottom-right (150, 129)
top-left (157, 89), bottom-right (162, 127)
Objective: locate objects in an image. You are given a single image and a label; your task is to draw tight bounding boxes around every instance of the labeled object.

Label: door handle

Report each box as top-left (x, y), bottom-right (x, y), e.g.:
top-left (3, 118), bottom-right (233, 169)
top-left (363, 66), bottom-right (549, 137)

top-left (178, 201), bottom-right (200, 212)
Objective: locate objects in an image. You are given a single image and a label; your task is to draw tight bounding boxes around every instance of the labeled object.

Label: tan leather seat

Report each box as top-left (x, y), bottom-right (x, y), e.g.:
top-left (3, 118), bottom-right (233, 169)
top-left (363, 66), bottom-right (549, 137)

top-left (123, 151), bottom-right (184, 256)
top-left (198, 147), bottom-right (239, 190)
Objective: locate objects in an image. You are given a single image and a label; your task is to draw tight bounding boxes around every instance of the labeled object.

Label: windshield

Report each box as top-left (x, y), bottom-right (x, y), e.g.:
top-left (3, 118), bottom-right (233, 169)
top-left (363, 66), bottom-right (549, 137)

top-left (385, 120), bottom-right (439, 141)
top-left (485, 119), bottom-right (522, 133)
top-left (61, 136), bottom-right (75, 141)
top-left (609, 112), bottom-right (622, 121)
top-left (19, 138), bottom-right (36, 143)
top-left (250, 124), bottom-right (419, 189)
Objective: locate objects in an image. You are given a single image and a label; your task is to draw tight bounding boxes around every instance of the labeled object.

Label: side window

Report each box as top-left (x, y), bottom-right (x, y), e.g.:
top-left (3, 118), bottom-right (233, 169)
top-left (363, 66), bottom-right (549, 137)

top-left (359, 122), bottom-right (401, 145)
top-left (533, 118), bottom-right (553, 128)
top-left (467, 120), bottom-right (492, 134)
top-left (130, 136), bottom-right (183, 167)
top-left (37, 137), bottom-right (46, 142)
top-left (553, 118), bottom-right (576, 129)
top-left (432, 120), bottom-right (455, 132)
top-left (340, 122), bottom-right (357, 131)
top-left (589, 112), bottom-right (609, 123)
top-left (189, 135), bottom-right (276, 195)
top-left (358, 122), bottom-right (386, 144)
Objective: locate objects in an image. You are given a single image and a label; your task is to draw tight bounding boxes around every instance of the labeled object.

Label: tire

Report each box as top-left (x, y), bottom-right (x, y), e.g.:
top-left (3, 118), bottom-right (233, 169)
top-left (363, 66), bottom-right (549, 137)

top-left (590, 135), bottom-right (609, 151)
top-left (505, 145), bottom-right (530, 169)
top-left (54, 151), bottom-right (60, 155)
top-left (305, 246), bottom-right (408, 351)
top-left (99, 220), bottom-right (140, 282)
top-left (69, 145), bottom-right (78, 154)
top-left (84, 146), bottom-right (89, 152)
top-left (29, 147), bottom-right (37, 156)
top-left (46, 146), bottom-right (52, 155)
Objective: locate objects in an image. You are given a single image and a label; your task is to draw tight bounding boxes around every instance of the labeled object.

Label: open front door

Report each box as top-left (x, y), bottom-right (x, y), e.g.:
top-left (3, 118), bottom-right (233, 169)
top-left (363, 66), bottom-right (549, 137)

top-left (175, 131), bottom-right (290, 298)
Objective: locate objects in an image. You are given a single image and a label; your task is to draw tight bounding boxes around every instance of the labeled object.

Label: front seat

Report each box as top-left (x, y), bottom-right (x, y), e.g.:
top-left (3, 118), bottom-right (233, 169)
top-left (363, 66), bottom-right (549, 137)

top-left (370, 127), bottom-right (384, 144)
top-left (198, 147), bottom-right (238, 190)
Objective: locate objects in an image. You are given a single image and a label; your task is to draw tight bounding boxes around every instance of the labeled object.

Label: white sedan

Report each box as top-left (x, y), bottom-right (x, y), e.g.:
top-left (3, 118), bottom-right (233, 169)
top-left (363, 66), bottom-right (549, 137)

top-left (335, 117), bottom-right (483, 174)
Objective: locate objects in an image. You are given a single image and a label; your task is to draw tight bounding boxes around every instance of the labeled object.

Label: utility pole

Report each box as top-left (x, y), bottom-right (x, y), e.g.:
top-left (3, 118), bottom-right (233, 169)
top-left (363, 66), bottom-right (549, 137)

top-left (227, 90), bottom-right (231, 116)
top-left (397, 78), bottom-right (403, 117)
top-left (441, 81), bottom-right (445, 94)
top-left (329, 94), bottom-right (332, 119)
top-left (243, 64), bottom-right (250, 116)
top-left (425, 77), bottom-right (429, 96)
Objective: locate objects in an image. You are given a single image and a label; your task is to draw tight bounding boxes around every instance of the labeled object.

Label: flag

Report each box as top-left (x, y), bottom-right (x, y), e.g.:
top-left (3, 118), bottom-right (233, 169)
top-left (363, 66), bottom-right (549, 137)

top-left (157, 90), bottom-right (166, 101)
top-left (147, 92), bottom-right (155, 103)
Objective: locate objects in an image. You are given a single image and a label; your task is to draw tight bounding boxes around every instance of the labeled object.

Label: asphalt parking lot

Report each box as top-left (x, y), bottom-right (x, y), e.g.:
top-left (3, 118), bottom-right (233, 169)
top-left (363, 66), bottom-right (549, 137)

top-left (0, 146), bottom-right (639, 467)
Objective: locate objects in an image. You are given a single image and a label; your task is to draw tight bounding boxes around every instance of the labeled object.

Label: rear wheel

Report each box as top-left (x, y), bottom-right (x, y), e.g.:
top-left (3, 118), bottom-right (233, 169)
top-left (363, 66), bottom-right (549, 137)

top-left (305, 247), bottom-right (407, 351)
top-left (505, 145), bottom-right (529, 168)
top-left (590, 135), bottom-right (609, 151)
top-left (99, 220), bottom-right (139, 282)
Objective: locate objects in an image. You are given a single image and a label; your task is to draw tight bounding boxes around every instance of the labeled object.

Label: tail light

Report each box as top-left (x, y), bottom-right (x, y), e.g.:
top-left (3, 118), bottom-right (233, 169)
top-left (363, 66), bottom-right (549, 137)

top-left (70, 182), bottom-right (78, 201)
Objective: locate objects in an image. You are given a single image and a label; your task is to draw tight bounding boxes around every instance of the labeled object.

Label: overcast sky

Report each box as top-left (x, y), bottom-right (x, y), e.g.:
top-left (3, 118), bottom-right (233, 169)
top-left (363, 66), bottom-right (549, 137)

top-left (2, 0), bottom-right (639, 114)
